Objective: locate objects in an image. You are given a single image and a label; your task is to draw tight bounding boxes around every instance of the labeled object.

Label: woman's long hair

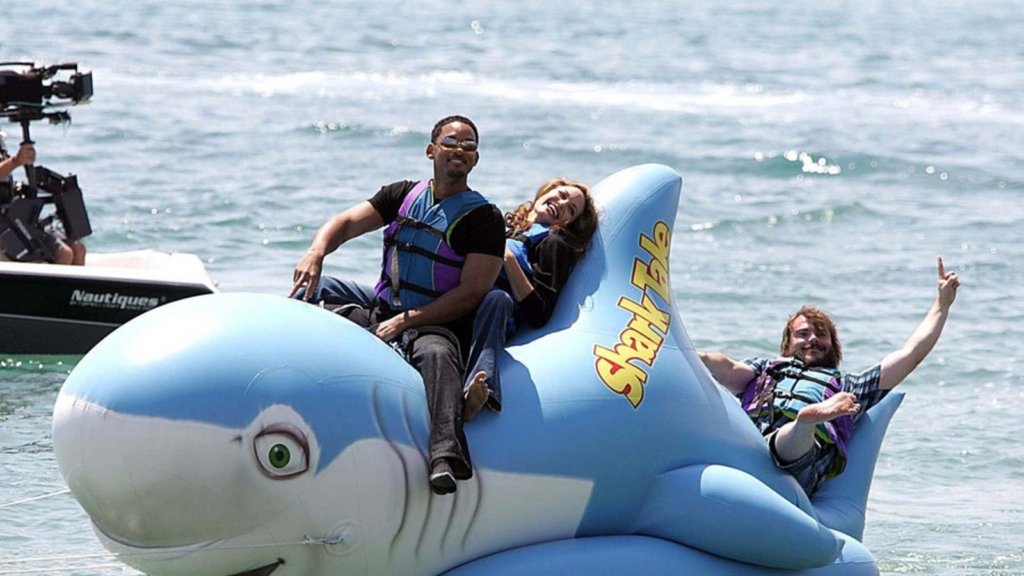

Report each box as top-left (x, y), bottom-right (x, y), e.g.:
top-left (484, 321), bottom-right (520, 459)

top-left (505, 178), bottom-right (598, 254)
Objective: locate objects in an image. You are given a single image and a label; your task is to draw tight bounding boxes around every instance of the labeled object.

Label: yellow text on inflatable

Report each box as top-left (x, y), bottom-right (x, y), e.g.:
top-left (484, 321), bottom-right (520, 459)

top-left (594, 221), bottom-right (672, 408)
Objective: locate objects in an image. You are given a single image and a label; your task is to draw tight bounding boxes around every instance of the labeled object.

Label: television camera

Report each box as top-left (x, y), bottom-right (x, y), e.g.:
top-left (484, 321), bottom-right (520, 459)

top-left (0, 62), bottom-right (93, 262)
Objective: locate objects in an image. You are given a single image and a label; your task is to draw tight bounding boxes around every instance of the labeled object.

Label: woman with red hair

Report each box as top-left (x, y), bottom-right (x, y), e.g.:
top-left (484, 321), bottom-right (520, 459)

top-left (462, 177), bottom-right (599, 421)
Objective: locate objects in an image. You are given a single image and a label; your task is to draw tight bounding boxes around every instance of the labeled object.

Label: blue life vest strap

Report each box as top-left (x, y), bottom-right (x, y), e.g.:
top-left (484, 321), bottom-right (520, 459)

top-left (503, 223), bottom-right (551, 280)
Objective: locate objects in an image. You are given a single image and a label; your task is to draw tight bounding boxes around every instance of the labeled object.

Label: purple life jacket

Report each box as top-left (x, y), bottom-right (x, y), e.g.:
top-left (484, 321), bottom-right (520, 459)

top-left (741, 357), bottom-right (855, 478)
top-left (374, 180), bottom-right (488, 311)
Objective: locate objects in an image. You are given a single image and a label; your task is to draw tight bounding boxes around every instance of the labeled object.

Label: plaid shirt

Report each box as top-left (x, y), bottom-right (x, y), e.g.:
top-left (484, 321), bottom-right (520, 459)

top-left (743, 357), bottom-right (887, 494)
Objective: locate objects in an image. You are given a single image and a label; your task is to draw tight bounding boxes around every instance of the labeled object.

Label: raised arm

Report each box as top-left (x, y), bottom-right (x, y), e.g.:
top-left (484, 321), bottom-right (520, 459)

top-left (289, 201), bottom-right (384, 299)
top-left (374, 252), bottom-right (503, 341)
top-left (698, 351), bottom-right (756, 395)
top-left (879, 256), bottom-right (960, 390)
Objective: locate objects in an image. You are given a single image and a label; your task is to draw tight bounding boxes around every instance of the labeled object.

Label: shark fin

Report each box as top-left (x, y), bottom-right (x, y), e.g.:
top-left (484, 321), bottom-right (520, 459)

top-left (813, 391), bottom-right (905, 540)
top-left (633, 464), bottom-right (842, 570)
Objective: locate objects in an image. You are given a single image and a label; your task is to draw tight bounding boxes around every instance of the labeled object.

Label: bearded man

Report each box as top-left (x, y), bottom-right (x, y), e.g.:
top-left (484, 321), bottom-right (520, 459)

top-left (699, 257), bottom-right (960, 495)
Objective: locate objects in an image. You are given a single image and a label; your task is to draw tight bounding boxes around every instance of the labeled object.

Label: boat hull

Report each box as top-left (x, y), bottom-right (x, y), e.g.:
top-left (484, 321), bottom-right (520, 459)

top-left (0, 251), bottom-right (216, 355)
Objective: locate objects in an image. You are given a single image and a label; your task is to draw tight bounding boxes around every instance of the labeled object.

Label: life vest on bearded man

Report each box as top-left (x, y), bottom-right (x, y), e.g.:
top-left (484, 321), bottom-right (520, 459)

top-left (740, 357), bottom-right (855, 478)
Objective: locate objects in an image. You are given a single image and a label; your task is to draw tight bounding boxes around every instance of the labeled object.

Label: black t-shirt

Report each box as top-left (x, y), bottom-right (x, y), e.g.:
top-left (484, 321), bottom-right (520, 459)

top-left (514, 232), bottom-right (579, 327)
top-left (369, 180), bottom-right (504, 258)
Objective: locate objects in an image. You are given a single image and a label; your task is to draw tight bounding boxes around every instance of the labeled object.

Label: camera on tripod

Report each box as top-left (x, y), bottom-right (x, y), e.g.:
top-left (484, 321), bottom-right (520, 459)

top-left (0, 62), bottom-right (93, 263)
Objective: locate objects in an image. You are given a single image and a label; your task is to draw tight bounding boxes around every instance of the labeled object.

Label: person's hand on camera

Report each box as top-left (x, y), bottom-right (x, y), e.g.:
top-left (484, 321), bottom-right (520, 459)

top-left (12, 144), bottom-right (35, 167)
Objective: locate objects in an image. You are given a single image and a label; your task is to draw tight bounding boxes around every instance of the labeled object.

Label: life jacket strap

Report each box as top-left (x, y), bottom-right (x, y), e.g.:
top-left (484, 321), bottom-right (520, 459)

top-left (392, 215), bottom-right (446, 239)
top-left (768, 365), bottom-right (842, 392)
top-left (772, 389), bottom-right (821, 406)
top-left (388, 246), bottom-right (402, 307)
top-left (379, 271), bottom-right (444, 299)
top-left (383, 238), bottom-right (465, 268)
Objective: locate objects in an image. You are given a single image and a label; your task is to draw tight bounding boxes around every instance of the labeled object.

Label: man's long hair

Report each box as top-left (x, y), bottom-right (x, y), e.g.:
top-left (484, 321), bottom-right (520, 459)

top-left (780, 306), bottom-right (843, 368)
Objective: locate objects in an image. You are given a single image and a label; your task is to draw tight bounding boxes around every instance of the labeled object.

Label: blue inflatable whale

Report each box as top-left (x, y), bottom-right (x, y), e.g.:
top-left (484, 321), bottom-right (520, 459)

top-left (52, 165), bottom-right (902, 576)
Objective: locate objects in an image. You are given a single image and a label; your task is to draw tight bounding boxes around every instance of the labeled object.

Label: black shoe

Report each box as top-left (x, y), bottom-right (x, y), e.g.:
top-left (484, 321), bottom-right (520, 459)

top-left (430, 460), bottom-right (457, 495)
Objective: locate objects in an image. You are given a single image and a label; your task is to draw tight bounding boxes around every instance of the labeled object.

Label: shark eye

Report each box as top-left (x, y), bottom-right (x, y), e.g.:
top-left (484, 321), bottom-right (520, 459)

top-left (254, 425), bottom-right (309, 479)
top-left (268, 444), bottom-right (291, 468)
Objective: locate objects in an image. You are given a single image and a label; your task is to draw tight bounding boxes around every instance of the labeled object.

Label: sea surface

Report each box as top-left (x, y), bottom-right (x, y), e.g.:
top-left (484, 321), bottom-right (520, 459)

top-left (1, 1), bottom-right (1021, 574)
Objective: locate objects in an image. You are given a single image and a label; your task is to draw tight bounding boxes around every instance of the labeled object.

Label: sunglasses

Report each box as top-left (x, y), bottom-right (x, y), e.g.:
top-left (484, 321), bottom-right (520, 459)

top-left (436, 136), bottom-right (479, 152)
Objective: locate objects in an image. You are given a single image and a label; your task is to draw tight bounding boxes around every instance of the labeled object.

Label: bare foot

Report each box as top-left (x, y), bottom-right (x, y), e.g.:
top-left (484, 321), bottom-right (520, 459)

top-left (462, 371), bottom-right (490, 422)
top-left (797, 392), bottom-right (860, 424)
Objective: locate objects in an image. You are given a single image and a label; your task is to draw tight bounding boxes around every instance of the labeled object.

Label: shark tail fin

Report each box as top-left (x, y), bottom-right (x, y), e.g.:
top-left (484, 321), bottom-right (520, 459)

top-left (633, 464), bottom-right (842, 570)
top-left (812, 391), bottom-right (905, 540)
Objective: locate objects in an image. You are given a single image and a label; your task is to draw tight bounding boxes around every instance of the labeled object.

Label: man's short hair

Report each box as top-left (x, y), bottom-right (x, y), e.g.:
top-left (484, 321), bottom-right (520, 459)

top-left (780, 306), bottom-right (844, 368)
top-left (431, 115), bottom-right (479, 144)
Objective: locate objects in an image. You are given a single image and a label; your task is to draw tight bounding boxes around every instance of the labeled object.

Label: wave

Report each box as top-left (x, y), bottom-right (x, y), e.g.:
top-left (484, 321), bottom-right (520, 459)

top-left (96, 68), bottom-right (811, 113)
top-left (682, 201), bottom-right (875, 233)
top-left (92, 66), bottom-right (1022, 128)
top-left (227, 71), bottom-right (811, 112)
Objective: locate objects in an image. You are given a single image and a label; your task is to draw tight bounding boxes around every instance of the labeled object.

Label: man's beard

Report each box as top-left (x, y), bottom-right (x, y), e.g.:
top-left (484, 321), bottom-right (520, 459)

top-left (445, 166), bottom-right (469, 179)
top-left (796, 348), bottom-right (838, 369)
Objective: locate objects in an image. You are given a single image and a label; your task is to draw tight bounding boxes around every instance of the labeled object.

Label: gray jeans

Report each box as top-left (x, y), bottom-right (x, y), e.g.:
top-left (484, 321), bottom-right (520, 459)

top-left (294, 276), bottom-right (473, 479)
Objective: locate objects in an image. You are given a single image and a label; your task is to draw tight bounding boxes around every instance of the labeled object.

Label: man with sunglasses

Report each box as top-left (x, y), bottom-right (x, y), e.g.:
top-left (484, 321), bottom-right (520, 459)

top-left (290, 115), bottom-right (505, 495)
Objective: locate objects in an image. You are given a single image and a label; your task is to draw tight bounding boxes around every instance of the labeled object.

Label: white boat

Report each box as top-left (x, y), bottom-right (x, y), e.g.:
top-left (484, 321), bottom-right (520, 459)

top-left (0, 249), bottom-right (216, 354)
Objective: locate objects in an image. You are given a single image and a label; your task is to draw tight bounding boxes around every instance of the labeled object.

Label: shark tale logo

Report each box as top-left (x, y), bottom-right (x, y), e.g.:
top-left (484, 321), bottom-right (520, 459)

top-left (593, 221), bottom-right (671, 408)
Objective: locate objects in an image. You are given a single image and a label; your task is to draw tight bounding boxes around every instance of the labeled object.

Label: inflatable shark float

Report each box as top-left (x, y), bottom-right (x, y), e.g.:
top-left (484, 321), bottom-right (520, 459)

top-left (53, 164), bottom-right (903, 576)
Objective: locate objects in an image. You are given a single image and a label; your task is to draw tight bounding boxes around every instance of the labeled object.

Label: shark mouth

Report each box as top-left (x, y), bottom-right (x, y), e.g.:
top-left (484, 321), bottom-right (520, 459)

top-left (91, 520), bottom-right (285, 576)
top-left (227, 559), bottom-right (283, 576)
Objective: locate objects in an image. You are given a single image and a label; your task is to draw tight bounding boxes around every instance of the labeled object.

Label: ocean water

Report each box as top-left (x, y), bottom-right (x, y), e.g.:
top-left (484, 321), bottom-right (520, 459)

top-left (1, 1), bottom-right (1021, 574)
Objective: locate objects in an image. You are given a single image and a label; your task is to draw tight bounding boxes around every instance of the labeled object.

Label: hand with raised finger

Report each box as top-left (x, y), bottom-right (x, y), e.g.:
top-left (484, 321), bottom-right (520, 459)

top-left (937, 255), bottom-right (960, 309)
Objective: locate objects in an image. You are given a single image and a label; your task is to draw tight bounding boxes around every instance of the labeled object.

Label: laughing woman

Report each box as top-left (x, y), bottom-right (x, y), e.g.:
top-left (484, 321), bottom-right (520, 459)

top-left (462, 177), bottom-right (599, 420)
